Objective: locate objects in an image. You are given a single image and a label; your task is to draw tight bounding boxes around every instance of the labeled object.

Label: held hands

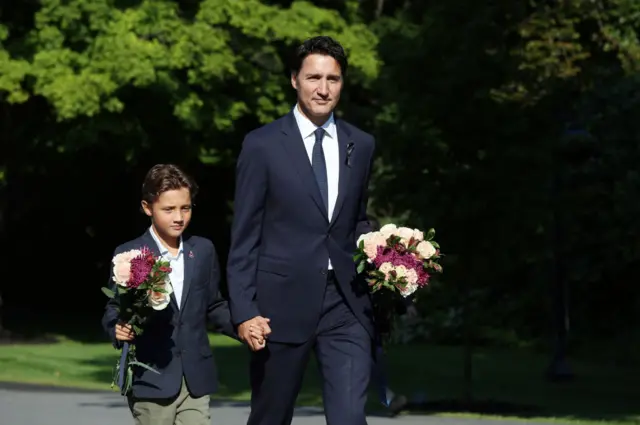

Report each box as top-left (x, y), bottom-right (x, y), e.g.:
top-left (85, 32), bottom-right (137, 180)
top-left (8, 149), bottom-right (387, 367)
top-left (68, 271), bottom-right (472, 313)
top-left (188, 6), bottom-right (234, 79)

top-left (238, 316), bottom-right (271, 351)
top-left (115, 323), bottom-right (135, 342)
top-left (117, 317), bottom-right (272, 350)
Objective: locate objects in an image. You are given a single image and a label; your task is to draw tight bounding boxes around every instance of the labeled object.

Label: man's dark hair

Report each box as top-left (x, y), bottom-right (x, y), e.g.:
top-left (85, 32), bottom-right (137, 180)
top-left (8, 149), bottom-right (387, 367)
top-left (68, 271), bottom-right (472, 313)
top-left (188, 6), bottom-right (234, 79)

top-left (141, 164), bottom-right (199, 204)
top-left (291, 36), bottom-right (348, 77)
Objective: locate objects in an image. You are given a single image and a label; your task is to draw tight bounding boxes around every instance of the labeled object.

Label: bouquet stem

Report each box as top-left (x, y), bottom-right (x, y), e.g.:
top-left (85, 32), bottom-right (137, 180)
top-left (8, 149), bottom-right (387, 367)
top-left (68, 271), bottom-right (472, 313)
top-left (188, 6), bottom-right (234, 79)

top-left (112, 342), bottom-right (131, 395)
top-left (112, 342), bottom-right (159, 396)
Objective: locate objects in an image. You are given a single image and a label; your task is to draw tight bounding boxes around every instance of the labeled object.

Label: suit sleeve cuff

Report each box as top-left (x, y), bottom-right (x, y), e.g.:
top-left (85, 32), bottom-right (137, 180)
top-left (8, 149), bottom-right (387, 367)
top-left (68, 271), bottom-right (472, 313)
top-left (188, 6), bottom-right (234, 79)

top-left (231, 304), bottom-right (262, 326)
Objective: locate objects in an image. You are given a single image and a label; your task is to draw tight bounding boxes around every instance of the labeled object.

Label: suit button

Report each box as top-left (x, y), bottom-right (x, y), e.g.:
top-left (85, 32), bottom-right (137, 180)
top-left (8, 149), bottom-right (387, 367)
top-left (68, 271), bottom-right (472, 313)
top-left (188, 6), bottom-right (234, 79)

top-left (320, 269), bottom-right (327, 275)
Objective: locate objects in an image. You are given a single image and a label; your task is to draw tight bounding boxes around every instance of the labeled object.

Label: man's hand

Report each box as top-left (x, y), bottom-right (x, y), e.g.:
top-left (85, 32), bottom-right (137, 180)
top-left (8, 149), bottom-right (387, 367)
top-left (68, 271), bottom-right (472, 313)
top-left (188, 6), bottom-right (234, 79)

top-left (115, 323), bottom-right (135, 342)
top-left (248, 322), bottom-right (269, 349)
top-left (238, 316), bottom-right (271, 351)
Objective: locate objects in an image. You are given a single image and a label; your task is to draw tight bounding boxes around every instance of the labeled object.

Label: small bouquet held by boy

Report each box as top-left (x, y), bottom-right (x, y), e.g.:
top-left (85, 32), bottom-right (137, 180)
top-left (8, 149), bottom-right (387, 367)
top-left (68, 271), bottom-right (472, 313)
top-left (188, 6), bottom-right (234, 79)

top-left (101, 247), bottom-right (174, 395)
top-left (354, 223), bottom-right (443, 341)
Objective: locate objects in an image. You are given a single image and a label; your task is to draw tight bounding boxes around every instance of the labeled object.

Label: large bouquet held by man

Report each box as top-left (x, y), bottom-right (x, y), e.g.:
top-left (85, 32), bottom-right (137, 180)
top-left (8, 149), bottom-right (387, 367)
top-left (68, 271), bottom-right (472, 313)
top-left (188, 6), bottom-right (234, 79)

top-left (354, 224), bottom-right (442, 337)
top-left (101, 246), bottom-right (173, 395)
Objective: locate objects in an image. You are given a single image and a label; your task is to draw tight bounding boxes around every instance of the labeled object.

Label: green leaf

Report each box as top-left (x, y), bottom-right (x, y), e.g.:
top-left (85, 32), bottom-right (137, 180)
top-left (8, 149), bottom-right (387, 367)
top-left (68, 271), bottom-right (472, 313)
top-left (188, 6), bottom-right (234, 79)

top-left (127, 367), bottom-right (133, 392)
top-left (129, 361), bottom-right (160, 374)
top-left (357, 261), bottom-right (365, 274)
top-left (101, 287), bottom-right (115, 298)
top-left (431, 241), bottom-right (440, 249)
top-left (426, 228), bottom-right (436, 240)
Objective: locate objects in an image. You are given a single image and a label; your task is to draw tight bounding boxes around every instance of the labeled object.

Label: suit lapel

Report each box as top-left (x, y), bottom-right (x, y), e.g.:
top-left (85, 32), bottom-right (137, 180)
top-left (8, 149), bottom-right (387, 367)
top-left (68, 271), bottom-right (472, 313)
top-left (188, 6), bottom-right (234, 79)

top-left (140, 230), bottom-right (179, 310)
top-left (280, 112), bottom-right (329, 221)
top-left (179, 236), bottom-right (195, 313)
top-left (330, 120), bottom-right (352, 226)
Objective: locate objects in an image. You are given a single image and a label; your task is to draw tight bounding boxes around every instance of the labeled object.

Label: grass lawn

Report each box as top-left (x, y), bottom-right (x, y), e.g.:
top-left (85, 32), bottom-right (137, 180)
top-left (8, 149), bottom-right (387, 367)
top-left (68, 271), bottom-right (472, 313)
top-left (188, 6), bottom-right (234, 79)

top-left (0, 334), bottom-right (637, 425)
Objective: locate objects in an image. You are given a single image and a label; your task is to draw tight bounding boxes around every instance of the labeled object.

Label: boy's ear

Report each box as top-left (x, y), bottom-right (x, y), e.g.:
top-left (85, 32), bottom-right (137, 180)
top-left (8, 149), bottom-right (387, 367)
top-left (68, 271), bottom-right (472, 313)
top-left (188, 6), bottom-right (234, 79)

top-left (141, 201), bottom-right (152, 217)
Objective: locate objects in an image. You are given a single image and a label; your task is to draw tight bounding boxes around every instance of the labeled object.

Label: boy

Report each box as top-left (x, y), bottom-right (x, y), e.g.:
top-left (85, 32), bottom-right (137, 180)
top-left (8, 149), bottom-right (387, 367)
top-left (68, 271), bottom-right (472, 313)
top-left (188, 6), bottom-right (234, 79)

top-left (101, 164), bottom-right (270, 425)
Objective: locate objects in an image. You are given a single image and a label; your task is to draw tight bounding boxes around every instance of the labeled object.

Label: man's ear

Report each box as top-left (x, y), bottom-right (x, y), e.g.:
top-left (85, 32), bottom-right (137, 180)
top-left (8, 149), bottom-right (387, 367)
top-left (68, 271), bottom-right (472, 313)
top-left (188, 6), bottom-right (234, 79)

top-left (291, 72), bottom-right (298, 90)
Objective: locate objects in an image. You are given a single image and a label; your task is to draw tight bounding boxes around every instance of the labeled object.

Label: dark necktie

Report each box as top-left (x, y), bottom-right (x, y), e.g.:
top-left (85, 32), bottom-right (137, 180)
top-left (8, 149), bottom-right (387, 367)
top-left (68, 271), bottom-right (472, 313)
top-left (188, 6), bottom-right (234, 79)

top-left (312, 127), bottom-right (328, 211)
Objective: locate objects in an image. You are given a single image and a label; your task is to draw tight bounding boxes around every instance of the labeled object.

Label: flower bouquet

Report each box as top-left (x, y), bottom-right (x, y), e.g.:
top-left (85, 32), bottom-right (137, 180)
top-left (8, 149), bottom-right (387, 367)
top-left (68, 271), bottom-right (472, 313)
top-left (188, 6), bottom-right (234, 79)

top-left (101, 246), bottom-right (173, 395)
top-left (354, 224), bottom-right (442, 339)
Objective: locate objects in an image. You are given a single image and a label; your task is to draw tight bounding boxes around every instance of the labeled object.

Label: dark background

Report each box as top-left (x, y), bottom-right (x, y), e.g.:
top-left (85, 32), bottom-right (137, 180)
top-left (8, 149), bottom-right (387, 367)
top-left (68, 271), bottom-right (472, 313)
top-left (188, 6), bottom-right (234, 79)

top-left (1, 0), bottom-right (639, 373)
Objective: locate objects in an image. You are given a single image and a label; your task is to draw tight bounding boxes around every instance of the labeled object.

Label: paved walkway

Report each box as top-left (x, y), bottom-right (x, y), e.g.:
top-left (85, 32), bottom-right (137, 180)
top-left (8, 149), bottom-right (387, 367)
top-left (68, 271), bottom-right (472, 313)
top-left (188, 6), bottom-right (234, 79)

top-left (0, 384), bottom-right (550, 425)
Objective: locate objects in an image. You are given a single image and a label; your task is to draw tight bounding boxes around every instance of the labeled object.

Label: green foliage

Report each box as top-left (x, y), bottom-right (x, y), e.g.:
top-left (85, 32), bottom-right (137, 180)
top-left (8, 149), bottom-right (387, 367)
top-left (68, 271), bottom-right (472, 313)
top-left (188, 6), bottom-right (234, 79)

top-left (1, 0), bottom-right (379, 131)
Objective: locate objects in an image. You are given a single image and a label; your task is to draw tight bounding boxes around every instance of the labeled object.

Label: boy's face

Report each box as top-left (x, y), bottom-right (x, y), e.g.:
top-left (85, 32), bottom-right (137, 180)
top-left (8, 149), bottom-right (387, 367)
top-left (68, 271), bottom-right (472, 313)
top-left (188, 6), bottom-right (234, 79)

top-left (141, 188), bottom-right (192, 241)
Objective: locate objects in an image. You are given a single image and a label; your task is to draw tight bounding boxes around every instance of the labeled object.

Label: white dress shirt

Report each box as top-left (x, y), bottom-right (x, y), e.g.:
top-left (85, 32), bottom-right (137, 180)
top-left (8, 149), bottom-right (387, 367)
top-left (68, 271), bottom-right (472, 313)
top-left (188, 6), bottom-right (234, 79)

top-left (292, 104), bottom-right (340, 270)
top-left (149, 226), bottom-right (185, 308)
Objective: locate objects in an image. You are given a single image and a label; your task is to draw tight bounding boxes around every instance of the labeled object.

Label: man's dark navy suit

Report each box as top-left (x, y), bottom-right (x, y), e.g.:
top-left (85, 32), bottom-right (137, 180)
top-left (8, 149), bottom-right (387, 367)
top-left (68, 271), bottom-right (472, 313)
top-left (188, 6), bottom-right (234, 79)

top-left (101, 230), bottom-right (236, 400)
top-left (227, 111), bottom-right (375, 425)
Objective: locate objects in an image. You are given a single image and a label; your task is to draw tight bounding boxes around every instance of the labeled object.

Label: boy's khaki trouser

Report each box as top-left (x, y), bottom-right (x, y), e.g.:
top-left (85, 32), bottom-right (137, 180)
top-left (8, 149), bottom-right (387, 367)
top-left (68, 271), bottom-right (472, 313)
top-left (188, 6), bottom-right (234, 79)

top-left (127, 378), bottom-right (210, 425)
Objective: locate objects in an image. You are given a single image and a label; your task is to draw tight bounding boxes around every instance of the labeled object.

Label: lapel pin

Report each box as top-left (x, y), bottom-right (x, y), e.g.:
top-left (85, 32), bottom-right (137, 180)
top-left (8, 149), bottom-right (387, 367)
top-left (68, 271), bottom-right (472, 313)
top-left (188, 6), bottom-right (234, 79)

top-left (346, 142), bottom-right (355, 167)
top-left (189, 250), bottom-right (194, 258)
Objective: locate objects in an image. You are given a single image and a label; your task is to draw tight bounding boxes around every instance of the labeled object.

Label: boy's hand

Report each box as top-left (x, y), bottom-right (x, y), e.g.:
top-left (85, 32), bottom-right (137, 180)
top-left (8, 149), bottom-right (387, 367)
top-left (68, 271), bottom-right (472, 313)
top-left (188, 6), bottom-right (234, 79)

top-left (115, 323), bottom-right (135, 341)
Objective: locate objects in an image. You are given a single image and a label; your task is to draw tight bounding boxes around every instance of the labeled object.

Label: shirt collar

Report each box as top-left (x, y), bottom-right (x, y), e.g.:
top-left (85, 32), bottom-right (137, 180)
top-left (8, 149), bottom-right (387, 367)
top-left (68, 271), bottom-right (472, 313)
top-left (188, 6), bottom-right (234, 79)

top-left (292, 103), bottom-right (336, 140)
top-left (149, 226), bottom-right (183, 257)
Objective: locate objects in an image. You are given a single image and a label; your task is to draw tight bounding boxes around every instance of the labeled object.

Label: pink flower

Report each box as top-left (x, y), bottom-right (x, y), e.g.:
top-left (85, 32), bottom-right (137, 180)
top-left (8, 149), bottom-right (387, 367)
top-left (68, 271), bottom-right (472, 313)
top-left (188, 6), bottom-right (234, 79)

top-left (112, 249), bottom-right (142, 287)
top-left (363, 232), bottom-right (387, 260)
top-left (128, 247), bottom-right (155, 289)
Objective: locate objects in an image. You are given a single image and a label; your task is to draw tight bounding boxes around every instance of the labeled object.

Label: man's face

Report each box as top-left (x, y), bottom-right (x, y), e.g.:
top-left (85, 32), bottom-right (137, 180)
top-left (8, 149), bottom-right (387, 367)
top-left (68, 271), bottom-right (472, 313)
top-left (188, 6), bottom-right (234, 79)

top-left (292, 53), bottom-right (343, 123)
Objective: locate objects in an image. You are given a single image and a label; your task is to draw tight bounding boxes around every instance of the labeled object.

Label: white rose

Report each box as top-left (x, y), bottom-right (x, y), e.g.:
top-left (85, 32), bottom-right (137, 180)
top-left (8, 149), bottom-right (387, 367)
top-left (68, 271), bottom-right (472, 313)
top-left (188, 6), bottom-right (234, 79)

top-left (399, 281), bottom-right (418, 297)
top-left (379, 262), bottom-right (394, 279)
top-left (397, 227), bottom-right (415, 241)
top-left (416, 241), bottom-right (437, 259)
top-left (148, 279), bottom-right (174, 311)
top-left (357, 232), bottom-right (372, 247)
top-left (379, 223), bottom-right (397, 237)
top-left (392, 265), bottom-right (419, 297)
top-left (413, 229), bottom-right (424, 241)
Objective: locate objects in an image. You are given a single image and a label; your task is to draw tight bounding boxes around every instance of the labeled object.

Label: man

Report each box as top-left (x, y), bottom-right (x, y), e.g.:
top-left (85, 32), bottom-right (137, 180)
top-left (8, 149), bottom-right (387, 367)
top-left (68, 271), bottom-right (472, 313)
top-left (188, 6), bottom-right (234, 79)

top-left (227, 36), bottom-right (376, 425)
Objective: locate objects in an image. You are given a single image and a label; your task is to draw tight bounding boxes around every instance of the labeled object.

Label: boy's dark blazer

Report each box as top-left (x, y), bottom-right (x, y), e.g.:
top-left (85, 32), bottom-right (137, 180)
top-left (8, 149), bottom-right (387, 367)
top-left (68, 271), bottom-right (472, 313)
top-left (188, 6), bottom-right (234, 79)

top-left (101, 229), bottom-right (236, 399)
